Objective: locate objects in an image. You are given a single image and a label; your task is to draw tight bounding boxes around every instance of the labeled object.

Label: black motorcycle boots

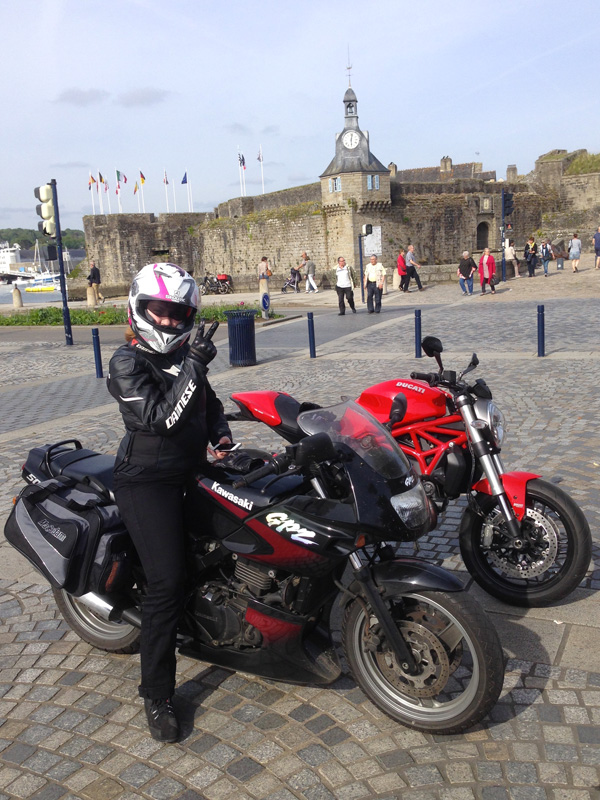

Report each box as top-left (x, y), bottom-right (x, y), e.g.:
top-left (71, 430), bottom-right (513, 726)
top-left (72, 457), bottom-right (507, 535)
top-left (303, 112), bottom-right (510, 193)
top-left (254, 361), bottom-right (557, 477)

top-left (144, 697), bottom-right (180, 742)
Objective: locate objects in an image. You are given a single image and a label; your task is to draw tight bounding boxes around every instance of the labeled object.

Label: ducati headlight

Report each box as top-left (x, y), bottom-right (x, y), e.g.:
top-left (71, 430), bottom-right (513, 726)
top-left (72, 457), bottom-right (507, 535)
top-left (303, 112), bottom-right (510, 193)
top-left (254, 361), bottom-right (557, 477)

top-left (473, 400), bottom-right (506, 447)
top-left (391, 483), bottom-right (430, 530)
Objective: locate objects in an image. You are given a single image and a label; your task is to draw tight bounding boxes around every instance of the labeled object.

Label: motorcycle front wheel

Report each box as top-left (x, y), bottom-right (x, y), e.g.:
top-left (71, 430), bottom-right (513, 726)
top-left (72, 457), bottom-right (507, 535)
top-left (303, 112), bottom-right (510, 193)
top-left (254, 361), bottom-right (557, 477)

top-left (342, 590), bottom-right (503, 734)
top-left (52, 588), bottom-right (141, 654)
top-left (460, 478), bottom-right (592, 607)
top-left (199, 283), bottom-right (207, 296)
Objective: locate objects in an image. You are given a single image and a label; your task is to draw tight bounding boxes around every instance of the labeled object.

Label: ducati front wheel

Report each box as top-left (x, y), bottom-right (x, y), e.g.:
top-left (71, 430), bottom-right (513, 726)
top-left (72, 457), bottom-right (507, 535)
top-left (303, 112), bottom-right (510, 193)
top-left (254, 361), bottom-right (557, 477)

top-left (460, 479), bottom-right (592, 607)
top-left (342, 590), bottom-right (503, 734)
top-left (52, 588), bottom-right (141, 654)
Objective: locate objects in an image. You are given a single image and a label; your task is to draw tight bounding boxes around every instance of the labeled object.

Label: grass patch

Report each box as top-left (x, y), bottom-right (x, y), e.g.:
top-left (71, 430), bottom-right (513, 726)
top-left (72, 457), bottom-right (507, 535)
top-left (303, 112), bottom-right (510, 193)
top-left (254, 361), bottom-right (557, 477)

top-left (0, 301), bottom-right (280, 326)
top-left (565, 152), bottom-right (600, 175)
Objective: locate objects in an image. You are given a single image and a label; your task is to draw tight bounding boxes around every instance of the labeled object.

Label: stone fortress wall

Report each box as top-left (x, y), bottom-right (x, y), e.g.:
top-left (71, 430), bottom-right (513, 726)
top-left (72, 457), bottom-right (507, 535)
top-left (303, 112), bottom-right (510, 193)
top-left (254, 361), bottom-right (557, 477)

top-left (83, 139), bottom-right (600, 292)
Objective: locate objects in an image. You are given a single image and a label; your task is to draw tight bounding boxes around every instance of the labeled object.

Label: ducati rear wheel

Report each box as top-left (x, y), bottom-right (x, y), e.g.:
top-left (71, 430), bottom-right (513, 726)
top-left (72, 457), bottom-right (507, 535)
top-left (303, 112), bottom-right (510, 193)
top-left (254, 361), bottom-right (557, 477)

top-left (460, 479), bottom-right (592, 607)
top-left (52, 588), bottom-right (141, 654)
top-left (342, 590), bottom-right (503, 734)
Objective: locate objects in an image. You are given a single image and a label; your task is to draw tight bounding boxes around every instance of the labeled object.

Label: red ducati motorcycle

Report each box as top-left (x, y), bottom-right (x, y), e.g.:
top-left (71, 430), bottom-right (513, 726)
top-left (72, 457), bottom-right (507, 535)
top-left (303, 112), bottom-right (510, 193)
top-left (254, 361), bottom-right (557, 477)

top-left (355, 336), bottom-right (592, 607)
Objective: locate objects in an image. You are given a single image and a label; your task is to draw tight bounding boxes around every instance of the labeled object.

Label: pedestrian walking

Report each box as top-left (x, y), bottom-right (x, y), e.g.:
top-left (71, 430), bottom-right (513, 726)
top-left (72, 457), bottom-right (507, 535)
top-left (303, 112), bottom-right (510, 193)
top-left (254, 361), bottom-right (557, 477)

top-left (540, 239), bottom-right (553, 277)
top-left (568, 233), bottom-right (582, 272)
top-left (364, 254), bottom-right (384, 313)
top-left (478, 248), bottom-right (496, 294)
top-left (504, 239), bottom-right (520, 278)
top-left (335, 256), bottom-right (356, 315)
top-left (106, 262), bottom-right (232, 743)
top-left (457, 251), bottom-right (477, 296)
top-left (87, 261), bottom-right (104, 305)
top-left (301, 252), bottom-right (318, 293)
top-left (524, 237), bottom-right (538, 277)
top-left (591, 227), bottom-right (600, 269)
top-left (405, 245), bottom-right (424, 291)
top-left (397, 248), bottom-right (409, 292)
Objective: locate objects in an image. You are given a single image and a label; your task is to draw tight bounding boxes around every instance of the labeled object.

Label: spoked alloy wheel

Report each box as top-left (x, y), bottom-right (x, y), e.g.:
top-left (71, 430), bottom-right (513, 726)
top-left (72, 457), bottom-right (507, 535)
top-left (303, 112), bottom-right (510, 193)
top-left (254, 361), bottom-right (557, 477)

top-left (199, 283), bottom-right (207, 296)
top-left (460, 478), bottom-right (592, 607)
top-left (342, 590), bottom-right (503, 734)
top-left (52, 588), bottom-right (141, 654)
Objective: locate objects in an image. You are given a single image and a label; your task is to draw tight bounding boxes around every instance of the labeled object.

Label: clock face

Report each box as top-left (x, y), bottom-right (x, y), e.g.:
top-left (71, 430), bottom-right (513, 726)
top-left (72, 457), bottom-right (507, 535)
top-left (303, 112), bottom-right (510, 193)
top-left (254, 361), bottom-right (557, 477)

top-left (342, 131), bottom-right (360, 150)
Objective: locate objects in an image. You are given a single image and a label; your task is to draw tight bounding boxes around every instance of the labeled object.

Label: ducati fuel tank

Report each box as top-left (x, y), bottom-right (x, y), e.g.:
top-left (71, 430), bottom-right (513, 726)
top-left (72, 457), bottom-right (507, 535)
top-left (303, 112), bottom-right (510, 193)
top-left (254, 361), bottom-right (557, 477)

top-left (357, 379), bottom-right (447, 425)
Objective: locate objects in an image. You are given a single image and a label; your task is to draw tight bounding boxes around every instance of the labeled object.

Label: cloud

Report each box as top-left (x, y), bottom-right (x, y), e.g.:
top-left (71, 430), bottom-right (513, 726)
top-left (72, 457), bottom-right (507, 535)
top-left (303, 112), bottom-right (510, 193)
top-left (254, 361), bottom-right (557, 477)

top-left (56, 88), bottom-right (109, 106)
top-left (116, 88), bottom-right (171, 107)
top-left (261, 125), bottom-right (280, 136)
top-left (288, 174), bottom-right (316, 183)
top-left (50, 161), bottom-right (89, 169)
top-left (224, 123), bottom-right (252, 136)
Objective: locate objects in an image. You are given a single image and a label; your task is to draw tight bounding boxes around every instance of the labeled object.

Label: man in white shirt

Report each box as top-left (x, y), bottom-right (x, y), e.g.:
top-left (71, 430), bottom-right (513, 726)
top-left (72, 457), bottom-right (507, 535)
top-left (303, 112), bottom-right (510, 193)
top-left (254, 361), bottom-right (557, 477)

top-left (335, 257), bottom-right (356, 315)
top-left (363, 254), bottom-right (384, 313)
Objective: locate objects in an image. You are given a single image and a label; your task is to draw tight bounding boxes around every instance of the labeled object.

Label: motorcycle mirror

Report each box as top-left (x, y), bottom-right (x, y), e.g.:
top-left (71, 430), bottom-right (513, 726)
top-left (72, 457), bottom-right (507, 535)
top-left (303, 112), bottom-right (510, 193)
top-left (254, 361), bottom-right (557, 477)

top-left (421, 336), bottom-right (443, 359)
top-left (295, 432), bottom-right (337, 467)
top-left (470, 353), bottom-right (479, 368)
top-left (387, 393), bottom-right (408, 429)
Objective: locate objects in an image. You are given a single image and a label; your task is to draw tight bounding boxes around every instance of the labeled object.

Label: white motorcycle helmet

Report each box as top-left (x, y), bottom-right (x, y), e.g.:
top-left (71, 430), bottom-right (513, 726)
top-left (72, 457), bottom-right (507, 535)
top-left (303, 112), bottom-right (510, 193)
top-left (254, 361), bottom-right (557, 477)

top-left (129, 263), bottom-right (199, 354)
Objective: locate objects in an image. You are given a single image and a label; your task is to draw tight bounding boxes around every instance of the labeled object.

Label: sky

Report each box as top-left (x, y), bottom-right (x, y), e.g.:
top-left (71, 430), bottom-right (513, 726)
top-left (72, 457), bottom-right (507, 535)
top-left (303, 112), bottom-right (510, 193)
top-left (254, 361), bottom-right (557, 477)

top-left (2, 0), bottom-right (599, 233)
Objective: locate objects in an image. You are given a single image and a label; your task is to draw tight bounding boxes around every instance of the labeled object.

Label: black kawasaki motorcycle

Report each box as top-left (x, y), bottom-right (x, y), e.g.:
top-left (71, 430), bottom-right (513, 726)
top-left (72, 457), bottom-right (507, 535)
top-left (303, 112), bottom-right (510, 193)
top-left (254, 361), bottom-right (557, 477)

top-left (6, 401), bottom-right (503, 734)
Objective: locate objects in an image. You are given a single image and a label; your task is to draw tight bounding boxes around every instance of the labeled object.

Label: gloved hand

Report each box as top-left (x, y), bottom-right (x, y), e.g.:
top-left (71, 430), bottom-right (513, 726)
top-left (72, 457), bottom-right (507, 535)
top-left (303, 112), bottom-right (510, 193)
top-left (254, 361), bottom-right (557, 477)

top-left (188, 320), bottom-right (219, 366)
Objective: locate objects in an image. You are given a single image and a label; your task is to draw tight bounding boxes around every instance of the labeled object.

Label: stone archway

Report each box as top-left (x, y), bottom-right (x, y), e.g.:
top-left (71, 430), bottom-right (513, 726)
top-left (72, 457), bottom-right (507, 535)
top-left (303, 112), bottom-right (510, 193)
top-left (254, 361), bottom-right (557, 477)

top-left (476, 222), bottom-right (489, 250)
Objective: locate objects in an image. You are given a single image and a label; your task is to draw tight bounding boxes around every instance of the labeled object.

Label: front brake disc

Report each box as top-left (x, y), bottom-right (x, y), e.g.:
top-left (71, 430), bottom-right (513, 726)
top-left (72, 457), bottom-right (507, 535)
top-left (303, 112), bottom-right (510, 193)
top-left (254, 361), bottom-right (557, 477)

top-left (483, 507), bottom-right (560, 578)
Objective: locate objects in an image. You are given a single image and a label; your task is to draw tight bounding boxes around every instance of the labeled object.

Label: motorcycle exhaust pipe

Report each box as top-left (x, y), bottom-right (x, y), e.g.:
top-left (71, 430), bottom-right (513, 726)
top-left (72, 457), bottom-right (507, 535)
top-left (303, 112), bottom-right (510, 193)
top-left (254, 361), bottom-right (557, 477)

top-left (78, 592), bottom-right (142, 628)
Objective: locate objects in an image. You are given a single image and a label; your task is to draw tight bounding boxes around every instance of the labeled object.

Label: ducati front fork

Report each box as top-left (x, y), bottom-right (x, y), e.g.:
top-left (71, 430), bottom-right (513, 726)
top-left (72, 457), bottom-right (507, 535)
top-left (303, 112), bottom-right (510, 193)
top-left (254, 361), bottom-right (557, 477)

top-left (458, 397), bottom-right (522, 541)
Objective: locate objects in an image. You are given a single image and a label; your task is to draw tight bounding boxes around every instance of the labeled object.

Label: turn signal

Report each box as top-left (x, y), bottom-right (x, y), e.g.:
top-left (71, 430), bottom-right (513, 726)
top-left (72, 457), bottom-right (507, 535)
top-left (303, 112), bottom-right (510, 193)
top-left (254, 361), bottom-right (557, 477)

top-left (355, 534), bottom-right (366, 548)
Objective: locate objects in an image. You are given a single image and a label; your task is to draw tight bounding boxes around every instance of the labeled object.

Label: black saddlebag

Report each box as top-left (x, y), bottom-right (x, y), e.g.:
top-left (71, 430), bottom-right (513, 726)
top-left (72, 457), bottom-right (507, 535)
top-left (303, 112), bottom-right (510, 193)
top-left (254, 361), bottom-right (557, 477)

top-left (5, 476), bottom-right (132, 596)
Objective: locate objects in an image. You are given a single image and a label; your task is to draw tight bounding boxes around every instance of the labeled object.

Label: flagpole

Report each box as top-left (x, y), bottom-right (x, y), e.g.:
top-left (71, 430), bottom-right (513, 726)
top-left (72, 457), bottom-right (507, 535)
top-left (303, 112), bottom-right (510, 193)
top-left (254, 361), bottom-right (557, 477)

top-left (106, 181), bottom-right (112, 214)
top-left (139, 171), bottom-right (146, 213)
top-left (189, 176), bottom-right (194, 213)
top-left (90, 174), bottom-right (96, 215)
top-left (259, 145), bottom-right (264, 195)
top-left (136, 186), bottom-right (141, 212)
top-left (115, 169), bottom-right (122, 213)
top-left (242, 164), bottom-right (246, 197)
top-left (237, 147), bottom-right (243, 197)
top-left (164, 168), bottom-right (170, 213)
top-left (97, 169), bottom-right (104, 214)
top-left (172, 180), bottom-right (177, 213)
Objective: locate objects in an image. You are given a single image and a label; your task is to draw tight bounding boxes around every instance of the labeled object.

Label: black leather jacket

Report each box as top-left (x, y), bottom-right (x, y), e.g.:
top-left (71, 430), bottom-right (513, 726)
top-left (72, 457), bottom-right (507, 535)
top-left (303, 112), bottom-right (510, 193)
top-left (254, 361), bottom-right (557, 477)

top-left (107, 341), bottom-right (231, 471)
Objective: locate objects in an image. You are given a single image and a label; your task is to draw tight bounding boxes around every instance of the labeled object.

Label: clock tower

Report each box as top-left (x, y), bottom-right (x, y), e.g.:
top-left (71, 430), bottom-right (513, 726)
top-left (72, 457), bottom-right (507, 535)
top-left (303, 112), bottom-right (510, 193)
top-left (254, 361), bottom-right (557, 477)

top-left (320, 86), bottom-right (390, 209)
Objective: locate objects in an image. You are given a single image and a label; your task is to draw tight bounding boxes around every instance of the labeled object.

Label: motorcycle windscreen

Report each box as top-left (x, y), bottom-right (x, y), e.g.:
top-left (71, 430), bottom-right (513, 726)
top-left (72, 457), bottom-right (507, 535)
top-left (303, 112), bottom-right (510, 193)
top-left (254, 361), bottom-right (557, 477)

top-left (297, 400), bottom-right (412, 481)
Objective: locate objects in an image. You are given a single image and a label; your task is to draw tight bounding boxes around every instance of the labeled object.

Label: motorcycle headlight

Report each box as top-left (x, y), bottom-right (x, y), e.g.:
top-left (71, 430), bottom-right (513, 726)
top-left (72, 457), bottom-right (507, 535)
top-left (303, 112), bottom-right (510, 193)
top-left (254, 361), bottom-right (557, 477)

top-left (472, 400), bottom-right (506, 447)
top-left (391, 483), bottom-right (430, 530)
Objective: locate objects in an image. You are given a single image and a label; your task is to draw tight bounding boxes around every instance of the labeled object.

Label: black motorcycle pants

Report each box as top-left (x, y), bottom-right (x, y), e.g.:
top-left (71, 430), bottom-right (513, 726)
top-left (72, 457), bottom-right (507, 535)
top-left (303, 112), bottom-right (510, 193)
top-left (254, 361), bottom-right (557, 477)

top-left (114, 467), bottom-right (189, 700)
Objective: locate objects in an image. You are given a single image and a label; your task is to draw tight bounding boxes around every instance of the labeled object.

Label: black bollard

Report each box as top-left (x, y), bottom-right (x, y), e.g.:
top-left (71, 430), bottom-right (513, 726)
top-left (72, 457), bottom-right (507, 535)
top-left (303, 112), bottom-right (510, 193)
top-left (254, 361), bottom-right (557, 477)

top-left (307, 312), bottom-right (316, 359)
top-left (415, 309), bottom-right (422, 358)
top-left (92, 327), bottom-right (103, 378)
top-left (537, 305), bottom-right (545, 357)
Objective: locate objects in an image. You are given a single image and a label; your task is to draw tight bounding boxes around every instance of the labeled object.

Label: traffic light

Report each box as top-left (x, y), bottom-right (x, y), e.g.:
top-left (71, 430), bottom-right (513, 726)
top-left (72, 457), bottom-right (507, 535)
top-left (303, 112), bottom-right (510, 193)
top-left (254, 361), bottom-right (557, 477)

top-left (503, 191), bottom-right (514, 217)
top-left (35, 184), bottom-right (56, 237)
top-left (505, 222), bottom-right (514, 232)
top-left (362, 224), bottom-right (373, 235)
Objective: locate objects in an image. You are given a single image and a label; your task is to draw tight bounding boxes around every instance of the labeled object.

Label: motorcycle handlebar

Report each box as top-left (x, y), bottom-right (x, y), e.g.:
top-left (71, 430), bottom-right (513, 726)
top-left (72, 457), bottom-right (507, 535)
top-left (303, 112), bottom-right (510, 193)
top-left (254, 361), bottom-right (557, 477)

top-left (232, 453), bottom-right (290, 489)
top-left (410, 371), bottom-right (436, 384)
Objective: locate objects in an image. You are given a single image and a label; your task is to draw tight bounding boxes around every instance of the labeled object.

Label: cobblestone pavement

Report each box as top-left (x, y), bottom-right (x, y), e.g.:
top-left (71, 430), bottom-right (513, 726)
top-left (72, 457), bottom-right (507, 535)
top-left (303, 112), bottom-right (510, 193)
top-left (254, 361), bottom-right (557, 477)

top-left (1, 258), bottom-right (600, 799)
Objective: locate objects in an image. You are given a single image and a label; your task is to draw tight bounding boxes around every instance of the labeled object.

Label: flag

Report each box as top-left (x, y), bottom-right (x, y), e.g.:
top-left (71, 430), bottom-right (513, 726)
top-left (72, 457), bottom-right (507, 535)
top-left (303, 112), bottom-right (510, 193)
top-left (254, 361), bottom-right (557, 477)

top-left (134, 182), bottom-right (139, 195)
top-left (140, 171), bottom-right (146, 184)
top-left (88, 175), bottom-right (96, 189)
top-left (257, 149), bottom-right (263, 163)
top-left (116, 170), bottom-right (127, 183)
top-left (238, 154), bottom-right (246, 170)
top-left (99, 172), bottom-right (104, 183)
top-left (104, 180), bottom-right (109, 193)
top-left (116, 182), bottom-right (120, 195)
top-left (163, 170), bottom-right (169, 185)
top-left (181, 172), bottom-right (187, 184)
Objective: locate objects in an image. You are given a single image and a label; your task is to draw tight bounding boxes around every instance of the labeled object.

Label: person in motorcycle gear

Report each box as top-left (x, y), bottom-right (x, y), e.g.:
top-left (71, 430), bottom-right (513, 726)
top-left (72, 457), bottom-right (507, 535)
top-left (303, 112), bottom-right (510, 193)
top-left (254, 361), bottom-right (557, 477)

top-left (107, 262), bottom-right (233, 742)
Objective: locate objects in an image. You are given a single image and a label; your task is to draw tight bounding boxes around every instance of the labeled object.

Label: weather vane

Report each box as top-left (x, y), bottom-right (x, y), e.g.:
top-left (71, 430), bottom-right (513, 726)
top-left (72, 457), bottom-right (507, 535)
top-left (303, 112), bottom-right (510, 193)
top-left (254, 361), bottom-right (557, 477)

top-left (346, 45), bottom-right (352, 86)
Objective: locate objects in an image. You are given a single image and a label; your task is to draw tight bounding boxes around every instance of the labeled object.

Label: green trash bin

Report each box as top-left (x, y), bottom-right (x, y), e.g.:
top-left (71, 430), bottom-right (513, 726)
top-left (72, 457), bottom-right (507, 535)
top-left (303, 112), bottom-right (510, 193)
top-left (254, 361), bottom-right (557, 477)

top-left (224, 310), bottom-right (258, 367)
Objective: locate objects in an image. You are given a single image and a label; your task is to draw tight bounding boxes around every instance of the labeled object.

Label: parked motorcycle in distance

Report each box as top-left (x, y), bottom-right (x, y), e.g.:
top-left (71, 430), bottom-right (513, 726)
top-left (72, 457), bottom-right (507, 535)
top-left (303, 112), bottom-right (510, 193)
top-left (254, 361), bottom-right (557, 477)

top-left (355, 336), bottom-right (592, 608)
top-left (7, 400), bottom-right (503, 734)
top-left (198, 273), bottom-right (234, 295)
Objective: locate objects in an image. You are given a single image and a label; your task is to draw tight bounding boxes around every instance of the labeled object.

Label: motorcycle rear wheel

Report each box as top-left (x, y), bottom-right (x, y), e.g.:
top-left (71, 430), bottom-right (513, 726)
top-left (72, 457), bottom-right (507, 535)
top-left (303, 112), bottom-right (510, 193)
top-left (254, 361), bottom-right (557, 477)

top-left (342, 590), bottom-right (503, 734)
top-left (199, 283), bottom-right (207, 296)
top-left (460, 478), bottom-right (592, 607)
top-left (52, 588), bottom-right (141, 654)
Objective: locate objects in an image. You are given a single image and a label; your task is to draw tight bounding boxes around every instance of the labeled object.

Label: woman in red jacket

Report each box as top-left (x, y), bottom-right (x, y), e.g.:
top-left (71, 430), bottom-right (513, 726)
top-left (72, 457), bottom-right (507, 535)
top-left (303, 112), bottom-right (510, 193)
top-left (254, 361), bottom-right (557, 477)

top-left (478, 248), bottom-right (496, 295)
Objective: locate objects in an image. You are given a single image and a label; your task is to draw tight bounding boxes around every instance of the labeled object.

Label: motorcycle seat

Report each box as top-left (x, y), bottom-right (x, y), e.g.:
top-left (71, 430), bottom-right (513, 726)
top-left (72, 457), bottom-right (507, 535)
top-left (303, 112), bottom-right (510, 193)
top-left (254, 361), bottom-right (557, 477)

top-left (46, 449), bottom-right (116, 498)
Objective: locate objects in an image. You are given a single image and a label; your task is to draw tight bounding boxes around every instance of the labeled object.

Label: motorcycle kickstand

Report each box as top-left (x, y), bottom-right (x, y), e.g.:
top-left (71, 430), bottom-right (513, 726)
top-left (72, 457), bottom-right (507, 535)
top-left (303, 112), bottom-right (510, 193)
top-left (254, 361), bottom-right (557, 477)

top-left (349, 553), bottom-right (419, 675)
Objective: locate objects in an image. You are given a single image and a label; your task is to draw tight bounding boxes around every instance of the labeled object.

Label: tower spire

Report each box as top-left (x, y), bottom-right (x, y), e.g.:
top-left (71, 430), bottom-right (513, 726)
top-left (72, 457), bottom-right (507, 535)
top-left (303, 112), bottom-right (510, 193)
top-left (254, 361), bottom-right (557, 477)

top-left (346, 45), bottom-right (352, 87)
